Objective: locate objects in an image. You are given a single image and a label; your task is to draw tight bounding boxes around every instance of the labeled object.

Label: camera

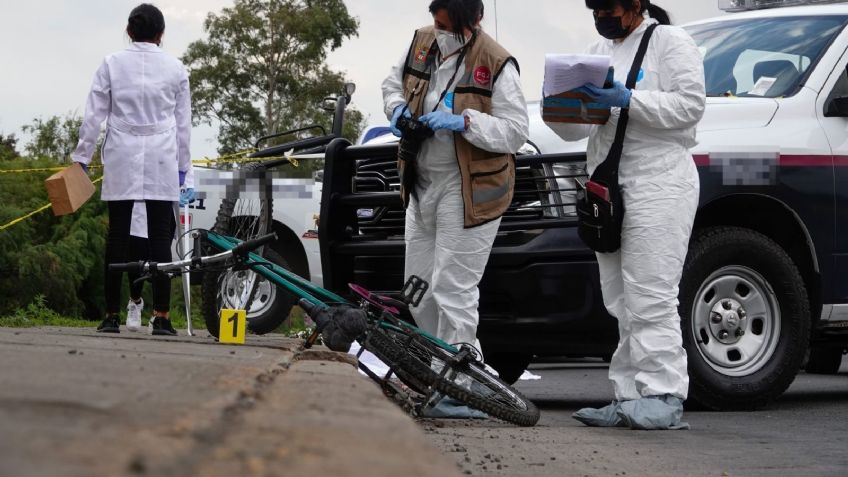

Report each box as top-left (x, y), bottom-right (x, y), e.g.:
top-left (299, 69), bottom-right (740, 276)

top-left (396, 115), bottom-right (435, 143)
top-left (396, 114), bottom-right (434, 198)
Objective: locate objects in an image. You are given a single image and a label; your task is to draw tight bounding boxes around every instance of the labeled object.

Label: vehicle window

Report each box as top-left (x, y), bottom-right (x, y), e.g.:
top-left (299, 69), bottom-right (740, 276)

top-left (685, 16), bottom-right (848, 98)
top-left (826, 65), bottom-right (848, 103)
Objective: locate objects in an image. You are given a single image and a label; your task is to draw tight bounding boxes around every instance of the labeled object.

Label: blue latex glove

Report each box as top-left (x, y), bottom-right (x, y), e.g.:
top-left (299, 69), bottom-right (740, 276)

top-left (390, 104), bottom-right (412, 137)
top-left (179, 188), bottom-right (195, 206)
top-left (575, 80), bottom-right (632, 109)
top-left (178, 170), bottom-right (187, 187)
top-left (419, 111), bottom-right (466, 132)
top-left (75, 162), bottom-right (89, 175)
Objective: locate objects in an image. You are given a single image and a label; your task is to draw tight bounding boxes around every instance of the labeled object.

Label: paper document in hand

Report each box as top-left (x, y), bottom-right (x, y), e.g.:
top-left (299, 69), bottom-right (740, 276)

top-left (544, 54), bottom-right (611, 97)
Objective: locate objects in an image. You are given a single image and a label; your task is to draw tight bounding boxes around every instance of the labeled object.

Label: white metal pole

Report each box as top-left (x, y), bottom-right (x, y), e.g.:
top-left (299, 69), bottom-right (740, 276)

top-left (182, 202), bottom-right (193, 336)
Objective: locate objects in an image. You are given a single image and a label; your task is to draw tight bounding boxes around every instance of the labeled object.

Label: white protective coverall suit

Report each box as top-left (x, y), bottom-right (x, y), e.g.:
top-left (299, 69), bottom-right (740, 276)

top-left (72, 42), bottom-right (194, 237)
top-left (547, 18), bottom-right (705, 404)
top-left (382, 40), bottom-right (529, 353)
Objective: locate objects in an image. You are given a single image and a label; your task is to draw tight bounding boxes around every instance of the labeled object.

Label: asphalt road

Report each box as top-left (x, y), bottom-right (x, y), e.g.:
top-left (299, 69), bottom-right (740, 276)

top-left (423, 356), bottom-right (848, 477)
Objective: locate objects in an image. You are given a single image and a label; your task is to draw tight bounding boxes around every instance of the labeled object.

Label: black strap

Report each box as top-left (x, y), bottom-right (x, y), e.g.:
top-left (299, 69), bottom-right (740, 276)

top-left (430, 36), bottom-right (474, 114)
top-left (594, 23), bottom-right (659, 180)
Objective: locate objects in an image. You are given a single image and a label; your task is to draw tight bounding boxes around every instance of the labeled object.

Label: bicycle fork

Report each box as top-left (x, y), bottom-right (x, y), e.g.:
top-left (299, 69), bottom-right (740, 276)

top-left (420, 345), bottom-right (476, 412)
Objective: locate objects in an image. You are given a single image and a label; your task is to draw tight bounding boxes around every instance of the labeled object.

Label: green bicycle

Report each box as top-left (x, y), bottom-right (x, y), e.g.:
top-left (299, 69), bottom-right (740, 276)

top-left (114, 229), bottom-right (540, 426)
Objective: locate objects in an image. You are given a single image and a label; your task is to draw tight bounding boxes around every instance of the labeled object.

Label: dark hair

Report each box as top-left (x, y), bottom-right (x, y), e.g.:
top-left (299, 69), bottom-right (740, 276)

top-left (429, 0), bottom-right (485, 41)
top-left (127, 4), bottom-right (165, 42)
top-left (585, 0), bottom-right (671, 26)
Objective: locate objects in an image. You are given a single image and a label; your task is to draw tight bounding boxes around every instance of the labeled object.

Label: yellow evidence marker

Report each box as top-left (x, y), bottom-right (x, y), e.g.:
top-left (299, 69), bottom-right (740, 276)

top-left (219, 309), bottom-right (247, 344)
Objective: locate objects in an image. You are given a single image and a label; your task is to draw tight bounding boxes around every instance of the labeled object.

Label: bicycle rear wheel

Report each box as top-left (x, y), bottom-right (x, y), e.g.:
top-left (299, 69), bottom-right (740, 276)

top-left (201, 161), bottom-right (293, 337)
top-left (364, 325), bottom-right (540, 427)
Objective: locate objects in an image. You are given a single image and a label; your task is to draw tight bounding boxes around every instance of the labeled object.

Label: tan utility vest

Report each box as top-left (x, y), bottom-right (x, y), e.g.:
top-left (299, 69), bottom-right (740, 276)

top-left (400, 26), bottom-right (520, 228)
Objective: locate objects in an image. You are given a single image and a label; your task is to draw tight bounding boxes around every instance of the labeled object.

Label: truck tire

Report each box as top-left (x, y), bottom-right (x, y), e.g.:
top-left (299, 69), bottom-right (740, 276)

top-left (679, 227), bottom-right (810, 410)
top-left (805, 345), bottom-right (845, 375)
top-left (484, 352), bottom-right (534, 385)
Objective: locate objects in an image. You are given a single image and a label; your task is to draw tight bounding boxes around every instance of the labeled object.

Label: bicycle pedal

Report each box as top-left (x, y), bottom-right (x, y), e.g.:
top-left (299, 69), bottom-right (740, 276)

top-left (400, 275), bottom-right (429, 307)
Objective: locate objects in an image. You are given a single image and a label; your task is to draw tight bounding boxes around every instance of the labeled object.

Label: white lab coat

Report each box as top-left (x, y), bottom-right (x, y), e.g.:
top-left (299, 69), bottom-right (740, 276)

top-left (547, 19), bottom-right (706, 401)
top-left (72, 42), bottom-right (194, 202)
top-left (382, 41), bottom-right (529, 351)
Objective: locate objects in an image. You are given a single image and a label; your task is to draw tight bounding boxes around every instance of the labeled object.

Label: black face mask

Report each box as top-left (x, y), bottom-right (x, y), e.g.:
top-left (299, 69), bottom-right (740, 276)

top-left (595, 15), bottom-right (630, 40)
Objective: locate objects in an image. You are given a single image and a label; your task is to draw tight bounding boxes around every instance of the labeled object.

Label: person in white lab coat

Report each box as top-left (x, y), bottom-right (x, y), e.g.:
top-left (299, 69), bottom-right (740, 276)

top-left (382, 0), bottom-right (529, 417)
top-left (72, 3), bottom-right (194, 336)
top-left (547, 0), bottom-right (705, 430)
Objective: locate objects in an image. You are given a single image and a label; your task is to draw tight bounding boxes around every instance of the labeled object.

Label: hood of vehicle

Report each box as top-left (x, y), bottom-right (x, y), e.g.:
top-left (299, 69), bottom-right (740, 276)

top-left (698, 97), bottom-right (779, 132)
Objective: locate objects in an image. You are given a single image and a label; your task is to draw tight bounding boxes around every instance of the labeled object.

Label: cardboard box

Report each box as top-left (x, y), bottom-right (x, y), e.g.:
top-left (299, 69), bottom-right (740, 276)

top-left (542, 90), bottom-right (611, 125)
top-left (45, 163), bottom-right (95, 216)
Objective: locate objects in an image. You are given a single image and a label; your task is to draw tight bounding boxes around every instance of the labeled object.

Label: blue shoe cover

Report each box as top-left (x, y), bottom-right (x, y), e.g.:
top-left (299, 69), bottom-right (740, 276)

top-left (572, 401), bottom-right (626, 427)
top-left (617, 395), bottom-right (690, 430)
top-left (420, 397), bottom-right (487, 419)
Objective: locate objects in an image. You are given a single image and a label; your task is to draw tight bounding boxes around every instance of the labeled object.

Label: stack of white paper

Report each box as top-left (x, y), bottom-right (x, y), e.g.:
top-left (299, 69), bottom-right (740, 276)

top-left (543, 54), bottom-right (611, 97)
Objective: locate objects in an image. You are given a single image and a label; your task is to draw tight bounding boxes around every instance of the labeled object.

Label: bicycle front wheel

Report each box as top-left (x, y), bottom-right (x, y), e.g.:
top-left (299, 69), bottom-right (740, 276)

top-left (363, 325), bottom-right (540, 427)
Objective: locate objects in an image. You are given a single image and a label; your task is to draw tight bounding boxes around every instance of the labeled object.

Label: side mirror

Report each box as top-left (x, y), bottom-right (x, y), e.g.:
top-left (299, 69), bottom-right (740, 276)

top-left (321, 97), bottom-right (337, 112)
top-left (825, 96), bottom-right (848, 117)
top-left (344, 82), bottom-right (356, 102)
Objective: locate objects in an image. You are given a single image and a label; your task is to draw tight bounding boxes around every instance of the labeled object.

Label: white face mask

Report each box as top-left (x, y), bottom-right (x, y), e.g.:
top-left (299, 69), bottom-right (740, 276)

top-left (435, 29), bottom-right (467, 57)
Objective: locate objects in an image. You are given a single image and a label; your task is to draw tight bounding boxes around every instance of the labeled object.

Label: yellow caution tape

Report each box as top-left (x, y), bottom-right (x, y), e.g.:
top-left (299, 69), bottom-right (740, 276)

top-left (0, 165), bottom-right (103, 174)
top-left (0, 146), bottom-right (325, 230)
top-left (0, 203), bottom-right (53, 231)
top-left (0, 148), bottom-right (324, 174)
top-left (0, 177), bottom-right (104, 232)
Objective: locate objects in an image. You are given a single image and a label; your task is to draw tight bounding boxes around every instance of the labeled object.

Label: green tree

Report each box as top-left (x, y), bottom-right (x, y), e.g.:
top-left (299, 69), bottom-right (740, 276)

top-left (0, 156), bottom-right (107, 318)
top-left (182, 0), bottom-right (365, 154)
top-left (21, 113), bottom-right (83, 162)
top-left (0, 133), bottom-right (19, 161)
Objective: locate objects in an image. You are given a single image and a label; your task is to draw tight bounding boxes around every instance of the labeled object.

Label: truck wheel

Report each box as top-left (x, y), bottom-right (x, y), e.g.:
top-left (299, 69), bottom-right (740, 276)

top-left (805, 346), bottom-right (845, 375)
top-left (201, 247), bottom-right (295, 337)
top-left (484, 352), bottom-right (534, 385)
top-left (679, 227), bottom-right (810, 410)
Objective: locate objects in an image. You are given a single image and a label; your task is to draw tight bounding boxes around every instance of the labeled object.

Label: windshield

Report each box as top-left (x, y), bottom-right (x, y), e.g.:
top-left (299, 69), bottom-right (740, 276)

top-left (685, 16), bottom-right (848, 98)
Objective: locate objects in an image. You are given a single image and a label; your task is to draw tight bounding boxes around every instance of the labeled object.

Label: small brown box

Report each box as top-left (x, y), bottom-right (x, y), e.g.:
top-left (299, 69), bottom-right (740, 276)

top-left (44, 163), bottom-right (95, 216)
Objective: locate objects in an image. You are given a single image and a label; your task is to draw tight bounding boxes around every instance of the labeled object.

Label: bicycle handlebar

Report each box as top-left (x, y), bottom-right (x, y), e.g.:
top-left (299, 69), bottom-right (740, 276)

top-left (108, 232), bottom-right (278, 276)
top-left (232, 232), bottom-right (277, 257)
top-left (107, 261), bottom-right (146, 274)
top-left (298, 298), bottom-right (322, 318)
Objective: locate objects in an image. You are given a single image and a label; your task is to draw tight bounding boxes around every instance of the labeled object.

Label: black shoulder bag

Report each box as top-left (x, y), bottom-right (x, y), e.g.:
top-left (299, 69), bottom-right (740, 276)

top-left (577, 23), bottom-right (658, 253)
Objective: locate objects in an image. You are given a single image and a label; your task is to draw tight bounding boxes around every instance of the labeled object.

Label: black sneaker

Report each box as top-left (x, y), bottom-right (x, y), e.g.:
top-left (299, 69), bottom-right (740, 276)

top-left (97, 314), bottom-right (121, 333)
top-left (150, 316), bottom-right (177, 336)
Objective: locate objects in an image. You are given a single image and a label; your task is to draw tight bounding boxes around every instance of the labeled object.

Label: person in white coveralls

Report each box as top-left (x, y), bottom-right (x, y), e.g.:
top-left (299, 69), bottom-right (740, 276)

top-left (382, 0), bottom-right (529, 418)
top-left (548, 0), bottom-right (705, 430)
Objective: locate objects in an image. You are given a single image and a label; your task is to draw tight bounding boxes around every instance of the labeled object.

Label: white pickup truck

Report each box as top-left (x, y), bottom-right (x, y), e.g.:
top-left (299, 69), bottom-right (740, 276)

top-left (320, 0), bottom-right (848, 410)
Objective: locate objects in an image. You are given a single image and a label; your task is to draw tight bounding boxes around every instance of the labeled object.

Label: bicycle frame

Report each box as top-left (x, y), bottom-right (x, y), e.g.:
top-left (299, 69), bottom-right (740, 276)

top-left (203, 231), bottom-right (458, 353)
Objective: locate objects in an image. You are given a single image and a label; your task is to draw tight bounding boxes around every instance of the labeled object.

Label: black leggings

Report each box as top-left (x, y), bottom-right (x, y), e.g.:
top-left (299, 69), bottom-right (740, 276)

top-left (105, 201), bottom-right (175, 314)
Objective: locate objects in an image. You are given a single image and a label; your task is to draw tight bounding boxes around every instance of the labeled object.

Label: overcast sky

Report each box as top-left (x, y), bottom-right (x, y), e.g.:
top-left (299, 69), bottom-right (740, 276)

top-left (0, 0), bottom-right (724, 158)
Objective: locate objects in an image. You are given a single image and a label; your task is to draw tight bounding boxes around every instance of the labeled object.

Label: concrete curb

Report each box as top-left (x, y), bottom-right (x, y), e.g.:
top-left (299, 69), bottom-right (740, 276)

top-left (163, 352), bottom-right (463, 477)
top-left (0, 327), bottom-right (461, 477)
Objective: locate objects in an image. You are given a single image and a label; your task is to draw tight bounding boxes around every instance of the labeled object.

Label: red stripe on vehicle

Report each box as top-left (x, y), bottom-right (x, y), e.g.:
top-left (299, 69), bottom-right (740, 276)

top-left (779, 155), bottom-right (832, 167)
top-left (694, 154), bottom-right (848, 167)
top-left (693, 154), bottom-right (709, 167)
